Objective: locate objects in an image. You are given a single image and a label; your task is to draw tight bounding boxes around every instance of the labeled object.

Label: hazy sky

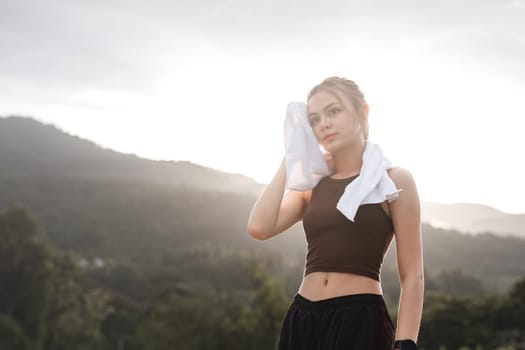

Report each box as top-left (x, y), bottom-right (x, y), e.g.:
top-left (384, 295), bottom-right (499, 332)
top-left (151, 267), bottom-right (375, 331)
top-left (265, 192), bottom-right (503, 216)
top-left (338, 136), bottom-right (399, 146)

top-left (1, 0), bottom-right (524, 213)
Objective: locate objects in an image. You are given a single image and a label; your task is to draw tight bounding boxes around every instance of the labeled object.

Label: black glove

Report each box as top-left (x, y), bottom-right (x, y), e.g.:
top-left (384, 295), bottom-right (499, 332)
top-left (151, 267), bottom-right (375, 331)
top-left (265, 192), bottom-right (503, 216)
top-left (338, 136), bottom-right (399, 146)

top-left (393, 339), bottom-right (417, 350)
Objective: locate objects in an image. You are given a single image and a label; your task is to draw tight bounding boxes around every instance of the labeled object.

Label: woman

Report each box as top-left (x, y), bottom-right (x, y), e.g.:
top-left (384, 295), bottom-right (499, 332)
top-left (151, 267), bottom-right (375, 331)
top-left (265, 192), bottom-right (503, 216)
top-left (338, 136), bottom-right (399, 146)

top-left (247, 77), bottom-right (424, 350)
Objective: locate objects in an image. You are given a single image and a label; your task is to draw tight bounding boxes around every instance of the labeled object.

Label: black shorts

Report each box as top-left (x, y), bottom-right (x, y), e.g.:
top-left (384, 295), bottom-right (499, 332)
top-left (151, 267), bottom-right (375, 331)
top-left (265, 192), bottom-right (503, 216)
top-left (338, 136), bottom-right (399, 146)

top-left (277, 293), bottom-right (395, 350)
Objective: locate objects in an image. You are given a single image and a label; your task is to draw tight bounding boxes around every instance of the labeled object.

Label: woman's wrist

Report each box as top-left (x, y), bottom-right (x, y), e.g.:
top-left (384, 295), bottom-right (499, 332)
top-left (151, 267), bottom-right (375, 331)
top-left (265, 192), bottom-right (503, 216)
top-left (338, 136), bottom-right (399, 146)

top-left (393, 339), bottom-right (417, 350)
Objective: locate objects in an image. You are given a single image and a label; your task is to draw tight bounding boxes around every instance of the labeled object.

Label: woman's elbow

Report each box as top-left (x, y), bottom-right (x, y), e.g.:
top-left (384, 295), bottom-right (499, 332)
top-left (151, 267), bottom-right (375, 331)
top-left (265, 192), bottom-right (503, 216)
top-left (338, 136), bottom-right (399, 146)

top-left (399, 272), bottom-right (425, 290)
top-left (247, 224), bottom-right (271, 240)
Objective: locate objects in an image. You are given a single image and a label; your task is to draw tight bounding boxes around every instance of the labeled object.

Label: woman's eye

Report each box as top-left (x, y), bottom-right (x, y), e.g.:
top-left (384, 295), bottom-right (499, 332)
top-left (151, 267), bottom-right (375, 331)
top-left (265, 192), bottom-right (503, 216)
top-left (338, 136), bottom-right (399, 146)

top-left (329, 108), bottom-right (340, 116)
top-left (309, 116), bottom-right (319, 126)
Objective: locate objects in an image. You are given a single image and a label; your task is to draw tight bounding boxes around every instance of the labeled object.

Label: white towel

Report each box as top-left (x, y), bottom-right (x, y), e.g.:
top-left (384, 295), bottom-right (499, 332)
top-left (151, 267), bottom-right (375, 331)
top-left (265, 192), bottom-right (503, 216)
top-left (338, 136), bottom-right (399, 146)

top-left (284, 102), bottom-right (331, 191)
top-left (283, 101), bottom-right (401, 221)
top-left (336, 142), bottom-right (401, 221)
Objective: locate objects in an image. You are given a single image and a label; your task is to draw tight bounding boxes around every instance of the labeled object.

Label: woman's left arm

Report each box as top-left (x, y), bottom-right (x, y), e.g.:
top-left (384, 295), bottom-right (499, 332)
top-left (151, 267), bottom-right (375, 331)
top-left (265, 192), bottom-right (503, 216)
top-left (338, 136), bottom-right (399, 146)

top-left (388, 167), bottom-right (424, 344)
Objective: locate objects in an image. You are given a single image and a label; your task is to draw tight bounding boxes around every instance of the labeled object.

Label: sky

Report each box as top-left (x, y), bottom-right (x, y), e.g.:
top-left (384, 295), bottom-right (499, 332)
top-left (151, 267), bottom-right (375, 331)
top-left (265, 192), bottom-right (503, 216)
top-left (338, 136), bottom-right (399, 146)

top-left (1, 0), bottom-right (524, 214)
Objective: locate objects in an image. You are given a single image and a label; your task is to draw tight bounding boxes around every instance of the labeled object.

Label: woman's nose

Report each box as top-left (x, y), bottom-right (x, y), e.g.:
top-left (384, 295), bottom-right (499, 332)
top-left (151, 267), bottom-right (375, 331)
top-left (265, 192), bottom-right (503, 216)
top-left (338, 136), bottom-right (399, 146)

top-left (320, 115), bottom-right (332, 129)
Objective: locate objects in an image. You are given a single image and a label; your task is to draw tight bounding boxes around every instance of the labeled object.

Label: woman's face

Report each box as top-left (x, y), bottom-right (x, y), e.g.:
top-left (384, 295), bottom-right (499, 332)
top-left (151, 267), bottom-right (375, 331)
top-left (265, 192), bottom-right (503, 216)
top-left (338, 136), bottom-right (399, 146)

top-left (307, 89), bottom-right (364, 153)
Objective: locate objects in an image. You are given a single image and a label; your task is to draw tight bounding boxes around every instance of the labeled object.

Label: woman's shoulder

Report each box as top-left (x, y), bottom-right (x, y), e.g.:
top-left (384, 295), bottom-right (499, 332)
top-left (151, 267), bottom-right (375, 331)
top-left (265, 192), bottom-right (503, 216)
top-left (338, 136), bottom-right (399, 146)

top-left (387, 166), bottom-right (417, 191)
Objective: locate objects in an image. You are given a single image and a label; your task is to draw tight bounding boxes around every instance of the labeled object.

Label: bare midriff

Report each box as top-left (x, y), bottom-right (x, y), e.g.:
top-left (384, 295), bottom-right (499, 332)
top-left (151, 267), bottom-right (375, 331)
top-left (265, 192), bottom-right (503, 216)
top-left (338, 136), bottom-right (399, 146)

top-left (298, 271), bottom-right (383, 301)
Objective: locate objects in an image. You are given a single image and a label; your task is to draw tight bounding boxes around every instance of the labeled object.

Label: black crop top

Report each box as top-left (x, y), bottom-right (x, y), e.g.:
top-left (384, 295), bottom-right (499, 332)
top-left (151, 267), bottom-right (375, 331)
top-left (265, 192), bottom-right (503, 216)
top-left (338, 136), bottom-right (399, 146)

top-left (302, 175), bottom-right (394, 281)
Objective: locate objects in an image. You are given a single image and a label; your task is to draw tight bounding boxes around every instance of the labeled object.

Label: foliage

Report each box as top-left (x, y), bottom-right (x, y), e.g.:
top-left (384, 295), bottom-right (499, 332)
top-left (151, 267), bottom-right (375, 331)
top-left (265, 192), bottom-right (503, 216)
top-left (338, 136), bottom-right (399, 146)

top-left (0, 207), bottom-right (111, 350)
top-left (0, 314), bottom-right (29, 350)
top-left (419, 279), bottom-right (525, 350)
top-left (1, 206), bottom-right (525, 349)
top-left (133, 258), bottom-right (288, 350)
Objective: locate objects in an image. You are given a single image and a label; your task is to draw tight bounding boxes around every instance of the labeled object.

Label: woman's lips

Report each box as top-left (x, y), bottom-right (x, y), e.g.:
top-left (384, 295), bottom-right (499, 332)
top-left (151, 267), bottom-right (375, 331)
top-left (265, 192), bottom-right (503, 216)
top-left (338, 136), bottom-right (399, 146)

top-left (323, 133), bottom-right (337, 142)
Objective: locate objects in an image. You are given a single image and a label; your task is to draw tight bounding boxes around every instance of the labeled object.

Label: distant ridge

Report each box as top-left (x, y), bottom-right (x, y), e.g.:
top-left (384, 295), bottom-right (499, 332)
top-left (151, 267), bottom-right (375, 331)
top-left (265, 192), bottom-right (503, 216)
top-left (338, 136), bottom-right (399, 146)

top-left (0, 116), bottom-right (264, 195)
top-left (421, 201), bottom-right (525, 238)
top-left (1, 115), bottom-right (523, 239)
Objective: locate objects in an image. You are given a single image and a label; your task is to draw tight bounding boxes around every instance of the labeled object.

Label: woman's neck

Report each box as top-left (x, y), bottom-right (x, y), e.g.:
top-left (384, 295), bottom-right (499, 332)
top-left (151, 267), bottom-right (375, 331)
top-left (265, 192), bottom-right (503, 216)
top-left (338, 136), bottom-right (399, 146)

top-left (331, 140), bottom-right (366, 178)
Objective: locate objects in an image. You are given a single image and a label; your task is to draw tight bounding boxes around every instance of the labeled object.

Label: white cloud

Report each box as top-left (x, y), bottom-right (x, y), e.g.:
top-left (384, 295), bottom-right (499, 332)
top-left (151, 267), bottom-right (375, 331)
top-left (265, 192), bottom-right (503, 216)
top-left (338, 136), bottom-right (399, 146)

top-left (506, 0), bottom-right (525, 9)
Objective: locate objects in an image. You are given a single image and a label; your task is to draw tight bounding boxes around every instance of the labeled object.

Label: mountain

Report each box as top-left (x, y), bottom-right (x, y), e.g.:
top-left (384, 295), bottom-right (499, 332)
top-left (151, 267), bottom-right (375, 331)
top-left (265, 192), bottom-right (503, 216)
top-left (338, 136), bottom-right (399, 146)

top-left (0, 116), bottom-right (264, 196)
top-left (0, 115), bottom-right (298, 260)
top-left (421, 201), bottom-right (525, 238)
top-left (1, 115), bottom-right (525, 294)
top-left (3, 116), bottom-right (523, 240)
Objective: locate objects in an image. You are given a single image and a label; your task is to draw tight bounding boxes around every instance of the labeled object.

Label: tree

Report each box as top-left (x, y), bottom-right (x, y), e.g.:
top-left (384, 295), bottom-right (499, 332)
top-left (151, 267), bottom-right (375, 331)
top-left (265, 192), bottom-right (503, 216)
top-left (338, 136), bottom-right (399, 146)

top-left (0, 206), bottom-right (55, 349)
top-left (432, 269), bottom-right (487, 297)
top-left (0, 206), bottom-right (111, 350)
top-left (133, 259), bottom-right (289, 350)
top-left (0, 314), bottom-right (29, 350)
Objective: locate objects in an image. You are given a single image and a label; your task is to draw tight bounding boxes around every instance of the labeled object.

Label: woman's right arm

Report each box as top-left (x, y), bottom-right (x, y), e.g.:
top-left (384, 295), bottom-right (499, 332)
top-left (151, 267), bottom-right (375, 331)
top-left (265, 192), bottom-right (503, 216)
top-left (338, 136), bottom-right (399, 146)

top-left (247, 159), bottom-right (309, 240)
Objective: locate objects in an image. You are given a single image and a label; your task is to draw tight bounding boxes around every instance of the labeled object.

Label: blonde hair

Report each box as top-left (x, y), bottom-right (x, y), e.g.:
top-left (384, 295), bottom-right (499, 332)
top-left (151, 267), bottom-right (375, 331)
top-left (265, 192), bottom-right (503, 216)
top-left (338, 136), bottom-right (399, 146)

top-left (307, 76), bottom-right (369, 140)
